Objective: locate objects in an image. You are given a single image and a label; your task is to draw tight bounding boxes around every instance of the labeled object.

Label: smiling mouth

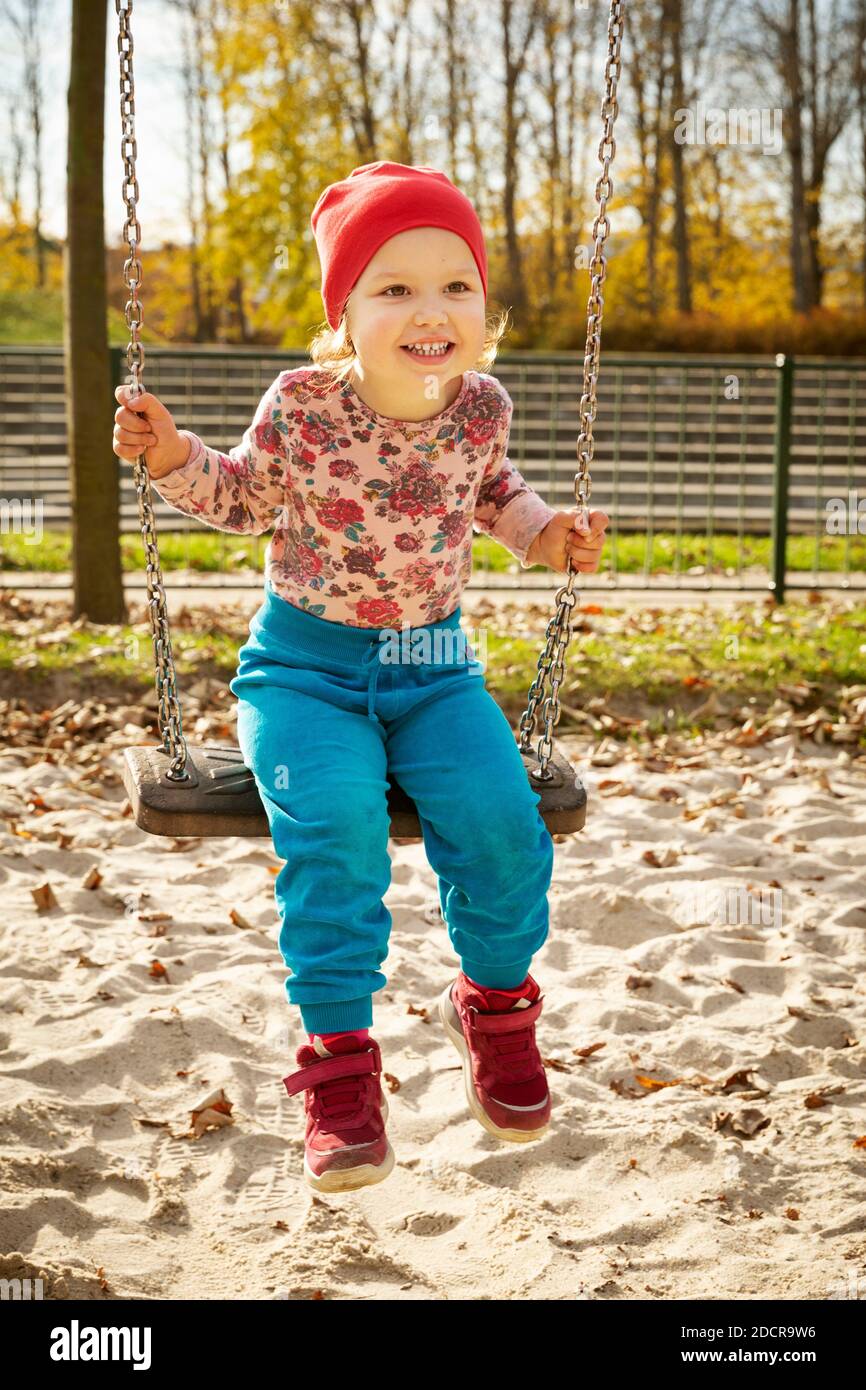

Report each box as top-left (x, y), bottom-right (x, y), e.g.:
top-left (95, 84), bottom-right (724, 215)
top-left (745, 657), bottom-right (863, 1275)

top-left (400, 342), bottom-right (456, 362)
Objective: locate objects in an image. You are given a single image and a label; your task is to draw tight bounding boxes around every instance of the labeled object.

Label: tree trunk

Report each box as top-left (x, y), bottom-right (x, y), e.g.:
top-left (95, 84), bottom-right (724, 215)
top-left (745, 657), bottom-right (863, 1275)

top-left (192, 0), bottom-right (218, 339)
top-left (345, 0), bottom-right (377, 158)
top-left (561, 0), bottom-right (581, 287)
top-left (65, 0), bottom-right (125, 623)
top-left (540, 0), bottom-right (562, 312)
top-left (443, 0), bottom-right (460, 175)
top-left (804, 0), bottom-right (822, 306)
top-left (666, 0), bottom-right (692, 312)
top-left (214, 0), bottom-right (249, 342)
top-left (629, 6), bottom-right (666, 316)
top-left (785, 0), bottom-right (810, 312)
top-left (498, 0), bottom-right (542, 335)
top-left (461, 9), bottom-right (491, 224)
top-left (646, 54), bottom-right (666, 315)
top-left (175, 7), bottom-right (204, 337)
top-left (26, 0), bottom-right (46, 286)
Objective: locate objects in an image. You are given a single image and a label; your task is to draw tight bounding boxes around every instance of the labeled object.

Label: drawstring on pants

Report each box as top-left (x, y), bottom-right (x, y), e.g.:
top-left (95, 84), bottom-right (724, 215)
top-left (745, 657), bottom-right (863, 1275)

top-left (360, 640), bottom-right (384, 727)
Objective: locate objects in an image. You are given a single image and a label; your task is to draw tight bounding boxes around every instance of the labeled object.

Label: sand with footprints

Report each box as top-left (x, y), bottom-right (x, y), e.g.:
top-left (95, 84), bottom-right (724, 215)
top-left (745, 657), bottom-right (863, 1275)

top-left (1, 666), bottom-right (864, 1300)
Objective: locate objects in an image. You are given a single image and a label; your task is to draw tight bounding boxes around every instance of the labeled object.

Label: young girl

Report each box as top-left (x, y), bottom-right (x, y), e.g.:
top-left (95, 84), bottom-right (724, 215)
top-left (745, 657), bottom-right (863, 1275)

top-left (112, 161), bottom-right (608, 1194)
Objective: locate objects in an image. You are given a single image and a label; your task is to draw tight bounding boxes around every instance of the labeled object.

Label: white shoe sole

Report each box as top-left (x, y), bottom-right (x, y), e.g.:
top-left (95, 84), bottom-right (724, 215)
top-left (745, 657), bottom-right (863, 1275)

top-left (303, 1092), bottom-right (395, 1193)
top-left (437, 983), bottom-right (551, 1144)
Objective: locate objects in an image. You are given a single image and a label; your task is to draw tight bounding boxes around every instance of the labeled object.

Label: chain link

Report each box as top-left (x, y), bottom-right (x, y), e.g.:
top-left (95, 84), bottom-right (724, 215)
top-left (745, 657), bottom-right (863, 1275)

top-left (116, 0), bottom-right (190, 782)
top-left (517, 0), bottom-right (624, 781)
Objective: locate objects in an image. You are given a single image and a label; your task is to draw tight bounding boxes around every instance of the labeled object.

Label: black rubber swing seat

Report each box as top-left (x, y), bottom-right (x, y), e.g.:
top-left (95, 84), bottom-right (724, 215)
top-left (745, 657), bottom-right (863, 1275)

top-left (121, 740), bottom-right (587, 840)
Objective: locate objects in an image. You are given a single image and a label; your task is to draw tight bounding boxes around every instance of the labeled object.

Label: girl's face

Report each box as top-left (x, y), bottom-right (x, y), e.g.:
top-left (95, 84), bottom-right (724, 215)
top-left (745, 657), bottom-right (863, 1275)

top-left (344, 227), bottom-right (486, 404)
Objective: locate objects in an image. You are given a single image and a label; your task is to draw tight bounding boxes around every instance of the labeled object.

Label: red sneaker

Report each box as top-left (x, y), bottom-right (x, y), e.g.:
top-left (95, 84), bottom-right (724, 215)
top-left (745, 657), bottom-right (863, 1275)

top-left (282, 1033), bottom-right (395, 1192)
top-left (437, 972), bottom-right (551, 1142)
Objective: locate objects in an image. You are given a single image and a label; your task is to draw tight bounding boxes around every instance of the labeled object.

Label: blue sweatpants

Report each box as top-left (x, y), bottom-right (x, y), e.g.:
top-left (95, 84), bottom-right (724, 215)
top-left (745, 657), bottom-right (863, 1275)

top-left (228, 582), bottom-right (554, 1034)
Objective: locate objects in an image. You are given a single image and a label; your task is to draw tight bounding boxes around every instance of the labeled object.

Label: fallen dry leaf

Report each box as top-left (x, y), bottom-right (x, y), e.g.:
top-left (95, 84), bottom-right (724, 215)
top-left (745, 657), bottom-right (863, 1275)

top-left (634, 1073), bottom-right (682, 1090)
top-left (610, 1076), bottom-right (648, 1100)
top-left (598, 779), bottom-right (634, 797)
top-left (31, 882), bottom-right (59, 911)
top-left (188, 1087), bottom-right (235, 1140)
top-left (542, 1056), bottom-right (572, 1072)
top-left (642, 848), bottom-right (680, 867)
top-left (719, 1068), bottom-right (771, 1095)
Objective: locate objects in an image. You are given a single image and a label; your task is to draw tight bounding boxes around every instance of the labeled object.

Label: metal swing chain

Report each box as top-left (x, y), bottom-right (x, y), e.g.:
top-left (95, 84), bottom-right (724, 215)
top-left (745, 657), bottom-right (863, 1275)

top-left (517, 0), bottom-right (624, 783)
top-left (116, 0), bottom-right (190, 782)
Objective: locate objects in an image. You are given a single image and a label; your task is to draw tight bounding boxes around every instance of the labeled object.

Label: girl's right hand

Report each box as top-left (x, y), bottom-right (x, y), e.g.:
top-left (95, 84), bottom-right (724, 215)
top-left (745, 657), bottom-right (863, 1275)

top-left (112, 384), bottom-right (190, 478)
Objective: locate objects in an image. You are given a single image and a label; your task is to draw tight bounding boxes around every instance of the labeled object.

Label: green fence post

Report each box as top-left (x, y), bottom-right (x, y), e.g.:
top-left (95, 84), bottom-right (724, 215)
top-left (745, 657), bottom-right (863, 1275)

top-left (770, 352), bottom-right (794, 604)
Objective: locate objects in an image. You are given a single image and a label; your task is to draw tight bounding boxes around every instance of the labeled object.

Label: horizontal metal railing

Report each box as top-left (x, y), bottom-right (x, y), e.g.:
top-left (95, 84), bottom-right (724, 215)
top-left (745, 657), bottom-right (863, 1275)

top-left (0, 346), bottom-right (863, 597)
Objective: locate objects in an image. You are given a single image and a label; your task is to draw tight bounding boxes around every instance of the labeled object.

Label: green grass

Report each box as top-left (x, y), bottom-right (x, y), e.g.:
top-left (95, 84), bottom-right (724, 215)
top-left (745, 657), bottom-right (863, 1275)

top-left (0, 289), bottom-right (172, 347)
top-left (597, 530), bottom-right (866, 575)
top-left (2, 595), bottom-right (863, 744)
top-left (1, 623), bottom-right (240, 682)
top-left (480, 602), bottom-right (866, 707)
top-left (1, 528), bottom-right (865, 575)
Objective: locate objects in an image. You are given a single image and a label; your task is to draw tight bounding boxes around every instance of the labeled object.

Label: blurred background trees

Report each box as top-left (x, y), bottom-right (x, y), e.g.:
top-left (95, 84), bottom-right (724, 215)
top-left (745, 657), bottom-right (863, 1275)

top-left (3, 0), bottom-right (866, 354)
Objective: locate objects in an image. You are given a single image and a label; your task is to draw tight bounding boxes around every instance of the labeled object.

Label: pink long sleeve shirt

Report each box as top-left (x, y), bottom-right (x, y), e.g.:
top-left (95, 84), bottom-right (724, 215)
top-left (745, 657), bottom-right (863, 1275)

top-left (152, 365), bottom-right (557, 629)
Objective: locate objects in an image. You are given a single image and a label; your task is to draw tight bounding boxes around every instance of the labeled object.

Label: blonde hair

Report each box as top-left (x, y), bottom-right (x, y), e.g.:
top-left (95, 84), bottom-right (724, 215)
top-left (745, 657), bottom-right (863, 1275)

top-left (308, 304), bottom-right (511, 389)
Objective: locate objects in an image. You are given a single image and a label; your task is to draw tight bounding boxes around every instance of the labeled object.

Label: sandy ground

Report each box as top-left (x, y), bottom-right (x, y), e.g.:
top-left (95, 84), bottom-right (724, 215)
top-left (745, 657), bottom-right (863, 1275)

top-left (1, 674), bottom-right (865, 1301)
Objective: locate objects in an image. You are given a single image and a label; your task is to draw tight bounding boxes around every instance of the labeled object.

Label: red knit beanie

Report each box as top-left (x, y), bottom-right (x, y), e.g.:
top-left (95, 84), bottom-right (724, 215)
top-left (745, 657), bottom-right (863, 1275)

top-left (310, 161), bottom-right (488, 331)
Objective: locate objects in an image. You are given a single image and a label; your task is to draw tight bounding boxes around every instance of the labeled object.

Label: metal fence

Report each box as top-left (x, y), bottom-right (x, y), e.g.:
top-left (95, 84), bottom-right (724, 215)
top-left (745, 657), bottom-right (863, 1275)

top-left (1, 345), bottom-right (864, 598)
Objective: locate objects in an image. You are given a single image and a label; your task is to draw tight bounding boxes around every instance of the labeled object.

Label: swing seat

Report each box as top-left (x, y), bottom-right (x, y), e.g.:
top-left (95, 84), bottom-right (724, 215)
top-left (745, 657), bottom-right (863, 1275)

top-left (121, 740), bottom-right (587, 840)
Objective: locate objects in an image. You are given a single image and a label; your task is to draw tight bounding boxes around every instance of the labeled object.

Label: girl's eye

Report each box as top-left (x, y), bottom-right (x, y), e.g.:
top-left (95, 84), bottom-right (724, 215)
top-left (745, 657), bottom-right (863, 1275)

top-left (382, 282), bottom-right (471, 296)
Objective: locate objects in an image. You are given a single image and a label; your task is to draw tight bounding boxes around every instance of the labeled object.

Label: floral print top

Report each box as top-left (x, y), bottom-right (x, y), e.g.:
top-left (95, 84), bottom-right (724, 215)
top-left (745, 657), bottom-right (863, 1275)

top-left (152, 365), bottom-right (557, 629)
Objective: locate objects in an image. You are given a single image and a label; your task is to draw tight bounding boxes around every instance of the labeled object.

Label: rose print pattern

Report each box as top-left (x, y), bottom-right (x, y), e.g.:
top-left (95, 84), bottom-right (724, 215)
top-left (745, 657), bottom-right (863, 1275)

top-left (153, 366), bottom-right (557, 628)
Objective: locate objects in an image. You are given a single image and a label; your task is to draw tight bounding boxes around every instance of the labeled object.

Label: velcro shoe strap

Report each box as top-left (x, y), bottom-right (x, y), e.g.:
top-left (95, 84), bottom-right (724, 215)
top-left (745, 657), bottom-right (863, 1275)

top-left (471, 995), bottom-right (544, 1033)
top-left (282, 1049), bottom-right (376, 1097)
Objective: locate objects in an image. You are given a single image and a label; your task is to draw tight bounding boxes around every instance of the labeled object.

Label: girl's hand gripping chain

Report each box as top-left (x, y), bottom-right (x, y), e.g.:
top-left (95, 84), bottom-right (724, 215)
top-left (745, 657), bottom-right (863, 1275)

top-left (112, 384), bottom-right (191, 479)
top-left (526, 506), bottom-right (610, 574)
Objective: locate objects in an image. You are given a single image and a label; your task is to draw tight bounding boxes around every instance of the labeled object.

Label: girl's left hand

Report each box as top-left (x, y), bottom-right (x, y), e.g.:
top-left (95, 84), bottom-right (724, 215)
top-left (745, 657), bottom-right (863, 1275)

top-left (527, 507), bottom-right (610, 574)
